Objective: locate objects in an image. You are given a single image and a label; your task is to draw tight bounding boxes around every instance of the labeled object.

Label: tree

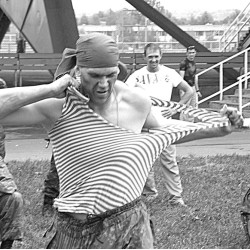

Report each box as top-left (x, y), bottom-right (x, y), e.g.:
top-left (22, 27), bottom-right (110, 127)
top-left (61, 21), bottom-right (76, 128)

top-left (220, 9), bottom-right (241, 25)
top-left (77, 7), bottom-right (241, 27)
top-left (197, 11), bottom-right (214, 25)
top-left (78, 14), bottom-right (89, 25)
top-left (106, 9), bottom-right (118, 25)
top-left (89, 13), bottom-right (100, 25)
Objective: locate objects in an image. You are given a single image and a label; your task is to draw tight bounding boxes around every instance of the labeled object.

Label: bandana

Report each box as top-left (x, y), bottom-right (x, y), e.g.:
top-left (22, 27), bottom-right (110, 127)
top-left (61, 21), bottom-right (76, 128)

top-left (54, 33), bottom-right (119, 79)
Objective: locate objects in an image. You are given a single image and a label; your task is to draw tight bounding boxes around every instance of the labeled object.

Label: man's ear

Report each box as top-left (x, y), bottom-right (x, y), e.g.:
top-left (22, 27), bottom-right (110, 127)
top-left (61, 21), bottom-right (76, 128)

top-left (74, 66), bottom-right (81, 78)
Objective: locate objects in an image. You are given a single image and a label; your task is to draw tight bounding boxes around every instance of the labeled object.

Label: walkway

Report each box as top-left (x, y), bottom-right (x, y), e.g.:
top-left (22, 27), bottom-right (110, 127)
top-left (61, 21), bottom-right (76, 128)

top-left (3, 126), bottom-right (250, 162)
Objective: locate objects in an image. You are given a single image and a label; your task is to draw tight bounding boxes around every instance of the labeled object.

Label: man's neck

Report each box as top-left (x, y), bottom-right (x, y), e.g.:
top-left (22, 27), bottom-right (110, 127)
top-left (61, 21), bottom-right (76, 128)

top-left (90, 92), bottom-right (116, 115)
top-left (146, 65), bottom-right (160, 73)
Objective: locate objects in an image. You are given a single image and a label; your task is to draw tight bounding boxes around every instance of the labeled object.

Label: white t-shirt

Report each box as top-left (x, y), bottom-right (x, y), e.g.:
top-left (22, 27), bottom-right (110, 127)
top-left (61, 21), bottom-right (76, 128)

top-left (125, 65), bottom-right (183, 101)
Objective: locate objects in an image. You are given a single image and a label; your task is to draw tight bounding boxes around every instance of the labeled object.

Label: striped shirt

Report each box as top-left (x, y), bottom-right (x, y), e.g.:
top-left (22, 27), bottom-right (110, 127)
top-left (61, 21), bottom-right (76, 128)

top-left (49, 91), bottom-right (228, 215)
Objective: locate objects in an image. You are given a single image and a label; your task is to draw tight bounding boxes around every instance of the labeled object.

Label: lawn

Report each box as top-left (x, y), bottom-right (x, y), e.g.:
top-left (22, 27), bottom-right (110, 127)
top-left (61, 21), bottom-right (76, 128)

top-left (6, 154), bottom-right (250, 249)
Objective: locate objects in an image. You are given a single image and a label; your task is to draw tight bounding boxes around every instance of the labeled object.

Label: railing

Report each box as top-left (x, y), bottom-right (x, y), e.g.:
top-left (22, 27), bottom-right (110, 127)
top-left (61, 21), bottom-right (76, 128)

top-left (197, 47), bottom-right (250, 105)
top-left (237, 72), bottom-right (250, 114)
top-left (219, 2), bottom-right (250, 52)
top-left (197, 47), bottom-right (250, 114)
top-left (118, 40), bottom-right (223, 53)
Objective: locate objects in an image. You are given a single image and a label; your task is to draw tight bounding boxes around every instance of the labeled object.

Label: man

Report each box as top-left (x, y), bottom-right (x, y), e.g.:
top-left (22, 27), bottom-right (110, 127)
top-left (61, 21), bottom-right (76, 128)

top-left (0, 78), bottom-right (23, 249)
top-left (16, 34), bottom-right (26, 54)
top-left (126, 43), bottom-right (193, 206)
top-left (42, 60), bottom-right (129, 213)
top-left (179, 45), bottom-right (202, 121)
top-left (0, 33), bottom-right (242, 249)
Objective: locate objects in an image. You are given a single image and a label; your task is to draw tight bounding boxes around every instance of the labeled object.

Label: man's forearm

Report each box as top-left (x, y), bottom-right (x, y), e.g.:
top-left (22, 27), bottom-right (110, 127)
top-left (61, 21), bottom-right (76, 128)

top-left (0, 85), bottom-right (53, 119)
top-left (174, 125), bottom-right (231, 144)
top-left (179, 91), bottom-right (192, 105)
top-left (194, 75), bottom-right (199, 91)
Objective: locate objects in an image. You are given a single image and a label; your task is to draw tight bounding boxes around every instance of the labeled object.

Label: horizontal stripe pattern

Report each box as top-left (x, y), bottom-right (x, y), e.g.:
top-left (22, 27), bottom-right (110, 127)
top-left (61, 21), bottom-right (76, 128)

top-left (49, 92), bottom-right (229, 215)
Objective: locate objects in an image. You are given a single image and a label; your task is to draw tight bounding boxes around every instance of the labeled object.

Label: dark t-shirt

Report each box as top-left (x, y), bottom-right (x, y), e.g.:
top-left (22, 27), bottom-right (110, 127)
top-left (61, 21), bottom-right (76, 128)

top-left (179, 58), bottom-right (196, 86)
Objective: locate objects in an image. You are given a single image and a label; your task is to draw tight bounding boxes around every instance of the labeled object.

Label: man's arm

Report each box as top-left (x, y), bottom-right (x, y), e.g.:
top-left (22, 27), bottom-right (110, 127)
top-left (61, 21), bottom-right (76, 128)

top-left (0, 74), bottom-right (72, 127)
top-left (179, 70), bottom-right (185, 79)
top-left (176, 80), bottom-right (193, 104)
top-left (194, 75), bottom-right (202, 98)
top-left (144, 105), bottom-right (243, 144)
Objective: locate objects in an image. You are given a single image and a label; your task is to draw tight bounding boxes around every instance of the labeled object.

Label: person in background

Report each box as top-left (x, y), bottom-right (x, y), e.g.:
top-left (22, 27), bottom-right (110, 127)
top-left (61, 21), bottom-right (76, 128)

top-left (0, 34), bottom-right (243, 249)
top-left (0, 78), bottom-right (23, 249)
top-left (16, 33), bottom-right (26, 54)
top-left (125, 43), bottom-right (193, 206)
top-left (179, 45), bottom-right (202, 121)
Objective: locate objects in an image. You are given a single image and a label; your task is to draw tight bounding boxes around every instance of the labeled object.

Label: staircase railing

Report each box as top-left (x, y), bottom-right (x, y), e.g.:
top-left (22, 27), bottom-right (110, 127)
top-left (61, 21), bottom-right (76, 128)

top-left (219, 2), bottom-right (250, 52)
top-left (237, 72), bottom-right (250, 114)
top-left (197, 47), bottom-right (250, 114)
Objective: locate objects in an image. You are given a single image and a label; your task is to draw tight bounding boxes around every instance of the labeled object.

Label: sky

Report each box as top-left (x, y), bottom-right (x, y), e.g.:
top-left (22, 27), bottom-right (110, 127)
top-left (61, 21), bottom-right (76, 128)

top-left (72, 0), bottom-right (250, 17)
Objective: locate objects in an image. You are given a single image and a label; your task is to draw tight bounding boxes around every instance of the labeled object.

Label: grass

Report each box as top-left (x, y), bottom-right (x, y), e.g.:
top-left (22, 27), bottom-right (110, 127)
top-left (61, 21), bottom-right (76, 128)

top-left (6, 154), bottom-right (250, 249)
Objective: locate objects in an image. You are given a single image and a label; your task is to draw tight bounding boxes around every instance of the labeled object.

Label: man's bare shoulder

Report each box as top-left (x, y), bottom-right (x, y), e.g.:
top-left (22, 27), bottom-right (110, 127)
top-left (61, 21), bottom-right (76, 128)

top-left (116, 81), bottom-right (151, 109)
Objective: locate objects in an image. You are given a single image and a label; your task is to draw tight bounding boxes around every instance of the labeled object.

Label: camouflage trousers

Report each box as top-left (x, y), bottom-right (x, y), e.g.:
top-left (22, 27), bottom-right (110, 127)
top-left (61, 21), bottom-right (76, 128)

top-left (0, 192), bottom-right (23, 241)
top-left (45, 198), bottom-right (154, 249)
top-left (43, 155), bottom-right (59, 203)
top-left (241, 187), bottom-right (250, 243)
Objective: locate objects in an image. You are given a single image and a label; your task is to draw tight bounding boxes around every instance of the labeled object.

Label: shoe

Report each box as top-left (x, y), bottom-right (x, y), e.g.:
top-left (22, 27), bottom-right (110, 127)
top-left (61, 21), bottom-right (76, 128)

top-left (0, 239), bottom-right (14, 249)
top-left (143, 193), bottom-right (158, 202)
top-left (168, 195), bottom-right (186, 206)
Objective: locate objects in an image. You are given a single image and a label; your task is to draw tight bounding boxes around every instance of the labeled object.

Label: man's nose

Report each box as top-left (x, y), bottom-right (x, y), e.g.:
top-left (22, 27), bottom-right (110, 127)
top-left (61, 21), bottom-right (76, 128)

top-left (98, 77), bottom-right (108, 87)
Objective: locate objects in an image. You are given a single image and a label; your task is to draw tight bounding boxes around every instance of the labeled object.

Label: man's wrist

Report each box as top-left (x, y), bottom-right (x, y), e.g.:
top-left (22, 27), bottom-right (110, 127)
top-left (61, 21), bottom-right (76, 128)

top-left (242, 118), bottom-right (250, 128)
top-left (196, 89), bottom-right (200, 92)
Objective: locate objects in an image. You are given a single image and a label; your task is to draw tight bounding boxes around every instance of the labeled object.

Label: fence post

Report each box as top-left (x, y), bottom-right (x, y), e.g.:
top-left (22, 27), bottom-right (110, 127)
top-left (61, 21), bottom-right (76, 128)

top-left (239, 78), bottom-right (243, 114)
top-left (244, 50), bottom-right (248, 89)
top-left (219, 64), bottom-right (223, 101)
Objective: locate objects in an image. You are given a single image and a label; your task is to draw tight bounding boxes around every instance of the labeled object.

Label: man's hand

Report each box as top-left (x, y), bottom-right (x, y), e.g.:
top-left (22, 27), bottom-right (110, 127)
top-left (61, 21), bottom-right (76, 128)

top-left (51, 74), bottom-right (78, 99)
top-left (220, 104), bottom-right (244, 127)
top-left (161, 108), bottom-right (177, 118)
top-left (197, 91), bottom-right (202, 98)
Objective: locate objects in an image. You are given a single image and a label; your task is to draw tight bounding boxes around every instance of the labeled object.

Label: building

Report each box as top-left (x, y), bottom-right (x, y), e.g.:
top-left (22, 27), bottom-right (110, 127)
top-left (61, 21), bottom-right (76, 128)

top-left (1, 23), bottom-right (248, 53)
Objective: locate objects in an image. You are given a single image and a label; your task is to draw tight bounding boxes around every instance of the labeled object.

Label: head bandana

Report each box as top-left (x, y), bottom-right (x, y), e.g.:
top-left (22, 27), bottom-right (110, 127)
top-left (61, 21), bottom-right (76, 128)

top-left (54, 33), bottom-right (119, 79)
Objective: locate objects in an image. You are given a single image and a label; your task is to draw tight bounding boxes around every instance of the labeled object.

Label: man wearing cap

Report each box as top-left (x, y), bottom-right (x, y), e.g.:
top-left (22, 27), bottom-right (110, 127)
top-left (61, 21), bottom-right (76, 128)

top-left (0, 78), bottom-right (23, 249)
top-left (0, 33), bottom-right (243, 249)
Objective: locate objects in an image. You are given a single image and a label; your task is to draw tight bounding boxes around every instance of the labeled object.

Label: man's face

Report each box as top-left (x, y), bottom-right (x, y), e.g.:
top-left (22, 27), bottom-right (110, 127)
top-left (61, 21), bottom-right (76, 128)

top-left (144, 48), bottom-right (162, 72)
top-left (186, 49), bottom-right (196, 61)
top-left (78, 66), bottom-right (119, 105)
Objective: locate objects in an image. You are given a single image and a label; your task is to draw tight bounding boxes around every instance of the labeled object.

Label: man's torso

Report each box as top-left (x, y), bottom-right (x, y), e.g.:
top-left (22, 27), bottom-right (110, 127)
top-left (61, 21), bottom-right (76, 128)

top-left (126, 65), bottom-right (181, 101)
top-left (180, 58), bottom-right (196, 86)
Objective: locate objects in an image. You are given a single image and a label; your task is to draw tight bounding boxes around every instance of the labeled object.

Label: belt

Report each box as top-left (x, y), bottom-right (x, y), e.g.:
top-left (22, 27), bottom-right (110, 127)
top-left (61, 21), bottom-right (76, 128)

top-left (61, 197), bottom-right (142, 224)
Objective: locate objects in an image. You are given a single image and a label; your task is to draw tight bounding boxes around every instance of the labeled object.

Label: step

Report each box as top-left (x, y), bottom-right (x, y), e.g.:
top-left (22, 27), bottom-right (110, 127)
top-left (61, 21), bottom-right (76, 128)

top-left (235, 88), bottom-right (250, 95)
top-left (209, 100), bottom-right (250, 110)
top-left (223, 94), bottom-right (250, 104)
top-left (207, 103), bottom-right (250, 118)
top-left (207, 107), bottom-right (250, 118)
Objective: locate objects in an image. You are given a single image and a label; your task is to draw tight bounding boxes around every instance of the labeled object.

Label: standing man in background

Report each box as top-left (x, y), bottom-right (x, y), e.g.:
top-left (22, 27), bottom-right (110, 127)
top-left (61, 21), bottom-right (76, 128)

top-left (179, 45), bottom-right (202, 121)
top-left (126, 43), bottom-right (193, 206)
top-left (16, 33), bottom-right (26, 54)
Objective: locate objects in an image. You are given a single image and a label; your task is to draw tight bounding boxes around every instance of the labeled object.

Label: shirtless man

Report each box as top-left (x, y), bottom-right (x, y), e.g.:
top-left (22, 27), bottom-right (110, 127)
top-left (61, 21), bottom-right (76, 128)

top-left (0, 33), bottom-right (242, 249)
